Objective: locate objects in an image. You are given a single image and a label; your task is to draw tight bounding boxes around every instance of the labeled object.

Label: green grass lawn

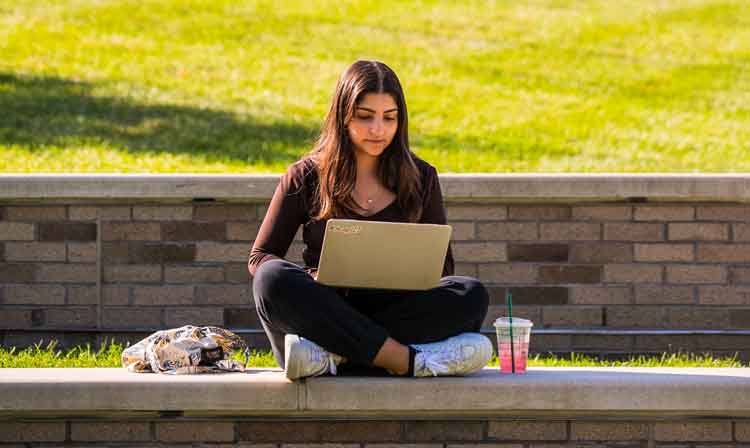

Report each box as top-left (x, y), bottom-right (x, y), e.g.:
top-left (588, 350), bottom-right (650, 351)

top-left (1, 1), bottom-right (748, 173)
top-left (1, 341), bottom-right (746, 368)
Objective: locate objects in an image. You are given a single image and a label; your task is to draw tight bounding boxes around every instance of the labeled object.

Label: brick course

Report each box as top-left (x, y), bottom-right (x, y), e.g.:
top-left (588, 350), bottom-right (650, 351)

top-left (103, 307), bottom-right (163, 328)
top-left (195, 285), bottom-right (251, 305)
top-left (634, 205), bottom-right (694, 221)
top-left (635, 285), bottom-right (694, 304)
top-left (4, 206), bottom-right (66, 221)
top-left (507, 244), bottom-right (567, 262)
top-left (569, 242), bottom-right (632, 263)
top-left (0, 422), bottom-right (66, 442)
top-left (477, 264), bottom-right (536, 283)
top-left (697, 243), bottom-right (750, 262)
top-left (607, 306), bottom-right (668, 328)
top-left (571, 205), bottom-right (632, 221)
top-left (634, 243), bottom-right (694, 262)
top-left (36, 263), bottom-right (97, 283)
top-left (38, 222), bottom-right (97, 241)
top-left (446, 204), bottom-right (508, 220)
top-left (102, 223), bottom-right (161, 241)
top-left (4, 197), bottom-right (750, 357)
top-left (696, 205), bottom-right (750, 221)
top-left (132, 285), bottom-right (194, 305)
top-left (571, 421), bottom-right (648, 441)
top-left (502, 287), bottom-right (568, 305)
top-left (0, 263), bottom-right (36, 282)
top-left (133, 206), bottom-right (192, 221)
top-left (70, 421), bottom-right (150, 442)
top-left (450, 222), bottom-right (476, 240)
top-left (4, 242), bottom-right (66, 261)
top-left (162, 222), bottom-right (225, 241)
top-left (156, 421), bottom-right (233, 442)
top-left (0, 309), bottom-right (34, 329)
top-left (666, 265), bottom-right (726, 284)
top-left (508, 205), bottom-right (571, 220)
top-left (487, 420), bottom-right (567, 440)
top-left (4, 285), bottom-right (65, 305)
top-left (539, 222), bottom-right (600, 241)
top-left (453, 242), bottom-right (507, 262)
top-left (0, 418), bottom-right (748, 445)
top-left (68, 205), bottom-right (130, 221)
top-left (604, 222), bottom-right (663, 241)
top-left (165, 265), bottom-right (224, 283)
top-left (669, 223), bottom-right (728, 240)
top-left (404, 421), bottom-right (484, 442)
top-left (44, 307), bottom-right (97, 328)
top-left (538, 266), bottom-right (601, 284)
top-left (543, 306), bottom-right (603, 327)
top-left (0, 222), bottom-right (35, 240)
top-left (194, 205), bottom-right (255, 221)
top-left (165, 307), bottom-right (224, 327)
top-left (604, 263), bottom-right (663, 283)
top-left (477, 222), bottom-right (536, 240)
top-left (227, 222), bottom-right (262, 240)
top-left (653, 421), bottom-right (732, 442)
top-left (569, 286), bottom-right (631, 305)
top-left (67, 242), bottom-right (97, 262)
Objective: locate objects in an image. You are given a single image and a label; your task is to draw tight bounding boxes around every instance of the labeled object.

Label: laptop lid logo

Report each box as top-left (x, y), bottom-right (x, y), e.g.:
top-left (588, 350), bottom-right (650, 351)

top-left (329, 223), bottom-right (362, 235)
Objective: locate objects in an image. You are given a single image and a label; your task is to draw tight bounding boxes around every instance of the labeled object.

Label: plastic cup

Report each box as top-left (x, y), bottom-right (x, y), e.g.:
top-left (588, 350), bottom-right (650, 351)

top-left (493, 317), bottom-right (533, 374)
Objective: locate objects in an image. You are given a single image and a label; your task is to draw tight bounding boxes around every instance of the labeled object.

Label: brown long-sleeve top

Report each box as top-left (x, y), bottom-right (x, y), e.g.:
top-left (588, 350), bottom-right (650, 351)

top-left (247, 155), bottom-right (454, 279)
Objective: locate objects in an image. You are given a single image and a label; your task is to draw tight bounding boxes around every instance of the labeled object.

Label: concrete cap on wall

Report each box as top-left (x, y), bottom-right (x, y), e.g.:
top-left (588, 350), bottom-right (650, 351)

top-left (2, 367), bottom-right (750, 417)
top-left (2, 174), bottom-right (750, 202)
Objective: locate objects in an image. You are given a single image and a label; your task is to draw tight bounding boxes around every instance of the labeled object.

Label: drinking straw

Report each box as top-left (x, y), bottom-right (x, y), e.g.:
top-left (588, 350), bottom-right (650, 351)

top-left (507, 291), bottom-right (515, 373)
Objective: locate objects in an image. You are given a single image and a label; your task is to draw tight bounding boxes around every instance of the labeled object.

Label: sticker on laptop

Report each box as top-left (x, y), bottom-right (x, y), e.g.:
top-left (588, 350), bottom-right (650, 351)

top-left (329, 223), bottom-right (362, 235)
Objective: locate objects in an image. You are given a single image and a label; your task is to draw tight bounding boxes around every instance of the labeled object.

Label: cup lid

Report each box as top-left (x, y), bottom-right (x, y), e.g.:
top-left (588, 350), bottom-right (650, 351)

top-left (493, 316), bottom-right (534, 328)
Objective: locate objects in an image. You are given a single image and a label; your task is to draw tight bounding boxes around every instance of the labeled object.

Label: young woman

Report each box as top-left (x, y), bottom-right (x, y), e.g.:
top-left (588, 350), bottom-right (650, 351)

top-left (248, 60), bottom-right (491, 380)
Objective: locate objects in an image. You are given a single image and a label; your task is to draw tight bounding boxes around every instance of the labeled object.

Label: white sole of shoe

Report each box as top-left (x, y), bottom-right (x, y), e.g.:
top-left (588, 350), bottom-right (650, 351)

top-left (284, 334), bottom-right (305, 380)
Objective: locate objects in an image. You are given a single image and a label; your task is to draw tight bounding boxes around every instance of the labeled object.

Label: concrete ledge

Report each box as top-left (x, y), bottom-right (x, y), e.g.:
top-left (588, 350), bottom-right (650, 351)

top-left (2, 174), bottom-right (750, 202)
top-left (2, 367), bottom-right (750, 417)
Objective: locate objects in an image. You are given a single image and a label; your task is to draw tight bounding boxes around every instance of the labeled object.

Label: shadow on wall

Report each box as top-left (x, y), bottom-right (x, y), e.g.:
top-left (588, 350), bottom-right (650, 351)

top-left (0, 72), bottom-right (319, 166)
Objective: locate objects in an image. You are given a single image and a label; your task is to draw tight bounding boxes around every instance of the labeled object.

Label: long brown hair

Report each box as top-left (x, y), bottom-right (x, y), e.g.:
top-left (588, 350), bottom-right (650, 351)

top-left (307, 60), bottom-right (423, 222)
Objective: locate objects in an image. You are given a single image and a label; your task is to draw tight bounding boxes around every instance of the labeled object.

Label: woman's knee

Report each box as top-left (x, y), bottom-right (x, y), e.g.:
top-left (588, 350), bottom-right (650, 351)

top-left (447, 275), bottom-right (489, 317)
top-left (251, 259), bottom-right (305, 308)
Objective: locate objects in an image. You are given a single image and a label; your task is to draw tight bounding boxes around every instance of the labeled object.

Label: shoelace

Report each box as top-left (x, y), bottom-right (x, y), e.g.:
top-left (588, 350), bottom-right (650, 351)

top-left (417, 342), bottom-right (477, 377)
top-left (421, 351), bottom-right (451, 376)
top-left (309, 346), bottom-right (339, 375)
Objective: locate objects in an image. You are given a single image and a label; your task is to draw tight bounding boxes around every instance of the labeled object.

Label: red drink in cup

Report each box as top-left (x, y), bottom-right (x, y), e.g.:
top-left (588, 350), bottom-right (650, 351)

top-left (493, 317), bottom-right (533, 374)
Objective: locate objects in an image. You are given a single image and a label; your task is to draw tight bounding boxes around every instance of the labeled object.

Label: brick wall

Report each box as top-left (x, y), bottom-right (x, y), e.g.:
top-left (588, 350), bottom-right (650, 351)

top-left (2, 200), bottom-right (750, 357)
top-left (1, 417), bottom-right (749, 445)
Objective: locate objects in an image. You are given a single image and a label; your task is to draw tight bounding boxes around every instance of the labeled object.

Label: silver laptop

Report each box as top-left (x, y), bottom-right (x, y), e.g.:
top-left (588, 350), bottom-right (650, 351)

top-left (315, 219), bottom-right (452, 291)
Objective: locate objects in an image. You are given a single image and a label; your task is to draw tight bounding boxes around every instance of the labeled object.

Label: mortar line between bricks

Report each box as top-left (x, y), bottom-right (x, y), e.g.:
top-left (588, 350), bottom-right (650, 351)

top-left (96, 213), bottom-right (102, 329)
top-left (647, 420), bottom-right (655, 448)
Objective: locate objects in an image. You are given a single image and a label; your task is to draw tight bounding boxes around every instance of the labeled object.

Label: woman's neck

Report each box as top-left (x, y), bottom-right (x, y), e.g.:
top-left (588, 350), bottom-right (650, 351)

top-left (355, 152), bottom-right (380, 182)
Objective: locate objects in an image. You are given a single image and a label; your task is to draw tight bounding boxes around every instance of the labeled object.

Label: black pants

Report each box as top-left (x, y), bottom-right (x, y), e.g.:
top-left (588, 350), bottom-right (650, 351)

top-left (252, 259), bottom-right (489, 375)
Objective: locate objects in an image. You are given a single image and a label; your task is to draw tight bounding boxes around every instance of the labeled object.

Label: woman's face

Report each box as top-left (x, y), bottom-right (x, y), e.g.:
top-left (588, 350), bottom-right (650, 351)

top-left (347, 92), bottom-right (398, 159)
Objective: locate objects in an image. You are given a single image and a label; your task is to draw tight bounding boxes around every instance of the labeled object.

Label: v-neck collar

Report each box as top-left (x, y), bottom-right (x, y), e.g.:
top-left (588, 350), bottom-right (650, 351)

top-left (351, 198), bottom-right (397, 218)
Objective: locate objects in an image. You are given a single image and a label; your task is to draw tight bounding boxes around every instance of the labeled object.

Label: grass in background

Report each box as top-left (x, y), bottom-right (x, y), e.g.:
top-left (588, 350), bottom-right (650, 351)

top-left (1, 340), bottom-right (746, 368)
top-left (1, 0), bottom-right (749, 173)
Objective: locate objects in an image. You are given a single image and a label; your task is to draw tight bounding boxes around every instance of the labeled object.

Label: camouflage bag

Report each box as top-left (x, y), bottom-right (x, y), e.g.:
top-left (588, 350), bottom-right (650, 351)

top-left (121, 325), bottom-right (250, 374)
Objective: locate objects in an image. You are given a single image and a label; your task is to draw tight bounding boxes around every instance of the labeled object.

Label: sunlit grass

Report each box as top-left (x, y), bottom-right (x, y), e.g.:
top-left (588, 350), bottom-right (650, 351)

top-left (1, 0), bottom-right (749, 173)
top-left (1, 340), bottom-right (746, 368)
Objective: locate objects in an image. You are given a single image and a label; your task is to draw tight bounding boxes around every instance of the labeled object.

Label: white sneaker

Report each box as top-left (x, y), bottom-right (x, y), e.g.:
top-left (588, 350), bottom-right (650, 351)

top-left (284, 334), bottom-right (345, 380)
top-left (410, 333), bottom-right (493, 377)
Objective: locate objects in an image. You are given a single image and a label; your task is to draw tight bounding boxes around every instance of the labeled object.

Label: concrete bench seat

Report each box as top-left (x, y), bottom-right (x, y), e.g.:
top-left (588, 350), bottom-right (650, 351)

top-left (2, 367), bottom-right (750, 417)
top-left (2, 367), bottom-right (750, 445)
